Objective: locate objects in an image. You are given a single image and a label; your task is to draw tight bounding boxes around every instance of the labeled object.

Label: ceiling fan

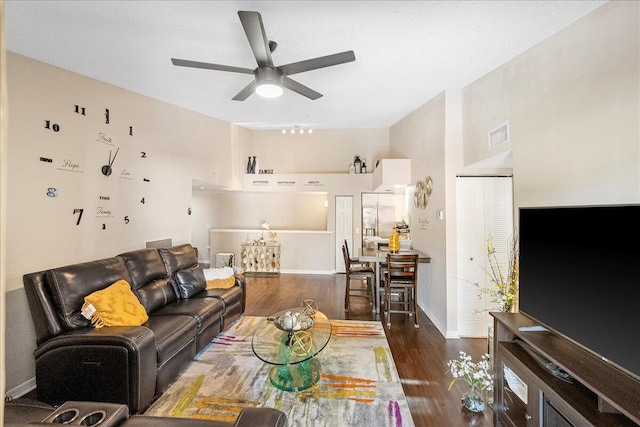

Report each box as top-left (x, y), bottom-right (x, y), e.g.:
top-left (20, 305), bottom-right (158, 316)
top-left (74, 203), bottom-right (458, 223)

top-left (171, 11), bottom-right (355, 101)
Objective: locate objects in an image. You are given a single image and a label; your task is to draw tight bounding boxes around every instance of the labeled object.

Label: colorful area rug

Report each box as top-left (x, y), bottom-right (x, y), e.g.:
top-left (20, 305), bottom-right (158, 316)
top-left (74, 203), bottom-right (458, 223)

top-left (143, 316), bottom-right (415, 426)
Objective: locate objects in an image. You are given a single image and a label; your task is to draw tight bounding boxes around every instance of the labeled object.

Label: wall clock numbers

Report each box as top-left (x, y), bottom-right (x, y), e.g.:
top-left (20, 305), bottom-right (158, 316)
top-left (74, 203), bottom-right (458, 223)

top-left (140, 198), bottom-right (145, 204)
top-left (44, 120), bottom-right (60, 132)
top-left (129, 126), bottom-right (133, 136)
top-left (102, 224), bottom-right (106, 230)
top-left (74, 105), bottom-right (86, 116)
top-left (73, 208), bottom-right (84, 225)
top-left (105, 108), bottom-right (110, 124)
top-left (47, 188), bottom-right (58, 197)
top-left (124, 216), bottom-right (130, 224)
top-left (143, 178), bottom-right (150, 182)
top-left (140, 152), bottom-right (147, 158)
top-left (40, 157), bottom-right (53, 163)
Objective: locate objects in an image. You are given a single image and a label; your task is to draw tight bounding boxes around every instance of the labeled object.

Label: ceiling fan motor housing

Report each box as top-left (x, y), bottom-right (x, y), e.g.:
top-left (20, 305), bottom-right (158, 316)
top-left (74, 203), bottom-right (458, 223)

top-left (255, 67), bottom-right (283, 85)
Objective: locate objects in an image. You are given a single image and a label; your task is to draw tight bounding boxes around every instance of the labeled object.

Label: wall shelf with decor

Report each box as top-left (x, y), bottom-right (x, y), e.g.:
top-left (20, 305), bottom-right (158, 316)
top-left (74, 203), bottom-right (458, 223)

top-left (491, 312), bottom-right (639, 427)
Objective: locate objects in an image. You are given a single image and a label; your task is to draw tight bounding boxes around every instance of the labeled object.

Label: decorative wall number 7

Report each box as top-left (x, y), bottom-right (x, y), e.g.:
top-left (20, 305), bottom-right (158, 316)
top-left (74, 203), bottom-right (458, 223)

top-left (73, 208), bottom-right (84, 225)
top-left (101, 148), bottom-right (119, 176)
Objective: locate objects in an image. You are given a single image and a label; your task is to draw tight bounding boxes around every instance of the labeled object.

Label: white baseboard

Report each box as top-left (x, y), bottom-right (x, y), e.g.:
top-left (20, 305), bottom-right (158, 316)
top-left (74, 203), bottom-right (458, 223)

top-left (5, 377), bottom-right (36, 401)
top-left (419, 302), bottom-right (459, 339)
top-left (279, 269), bottom-right (333, 275)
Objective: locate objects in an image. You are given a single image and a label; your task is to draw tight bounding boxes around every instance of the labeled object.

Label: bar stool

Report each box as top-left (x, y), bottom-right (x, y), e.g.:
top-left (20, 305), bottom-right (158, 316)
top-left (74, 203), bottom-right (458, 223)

top-left (343, 239), bottom-right (369, 269)
top-left (342, 245), bottom-right (375, 311)
top-left (381, 253), bottom-right (419, 328)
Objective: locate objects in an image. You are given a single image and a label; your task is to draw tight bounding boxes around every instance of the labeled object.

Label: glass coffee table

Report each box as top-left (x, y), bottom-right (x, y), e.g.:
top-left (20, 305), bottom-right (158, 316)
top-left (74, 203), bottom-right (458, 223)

top-left (252, 309), bottom-right (331, 391)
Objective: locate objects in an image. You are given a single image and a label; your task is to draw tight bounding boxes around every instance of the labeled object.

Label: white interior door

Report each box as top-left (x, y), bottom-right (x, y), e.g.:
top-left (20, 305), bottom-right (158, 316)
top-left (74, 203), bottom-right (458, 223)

top-left (335, 196), bottom-right (353, 273)
top-left (457, 177), bottom-right (513, 337)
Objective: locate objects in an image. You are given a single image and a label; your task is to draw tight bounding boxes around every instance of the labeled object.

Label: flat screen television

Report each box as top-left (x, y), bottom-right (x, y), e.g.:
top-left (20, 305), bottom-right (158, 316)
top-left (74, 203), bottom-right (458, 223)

top-left (519, 204), bottom-right (640, 380)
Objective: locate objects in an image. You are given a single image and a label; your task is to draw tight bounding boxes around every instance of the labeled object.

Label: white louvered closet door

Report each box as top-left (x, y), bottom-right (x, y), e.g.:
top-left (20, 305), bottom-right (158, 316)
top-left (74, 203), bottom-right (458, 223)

top-left (456, 177), bottom-right (513, 337)
top-left (335, 196), bottom-right (353, 273)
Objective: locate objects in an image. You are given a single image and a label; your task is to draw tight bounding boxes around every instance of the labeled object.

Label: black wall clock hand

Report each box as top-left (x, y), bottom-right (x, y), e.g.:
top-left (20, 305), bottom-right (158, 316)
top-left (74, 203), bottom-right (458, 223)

top-left (101, 147), bottom-right (119, 176)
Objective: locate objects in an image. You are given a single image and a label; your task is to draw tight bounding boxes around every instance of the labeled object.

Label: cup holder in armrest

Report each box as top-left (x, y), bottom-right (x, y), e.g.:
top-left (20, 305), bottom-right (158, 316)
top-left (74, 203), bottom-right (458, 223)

top-left (42, 402), bottom-right (128, 426)
top-left (48, 408), bottom-right (80, 424)
top-left (79, 411), bottom-right (106, 426)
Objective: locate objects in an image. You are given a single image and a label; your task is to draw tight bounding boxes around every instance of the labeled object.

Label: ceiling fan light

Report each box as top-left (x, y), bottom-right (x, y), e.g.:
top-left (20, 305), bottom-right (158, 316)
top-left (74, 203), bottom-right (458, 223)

top-left (255, 83), bottom-right (283, 98)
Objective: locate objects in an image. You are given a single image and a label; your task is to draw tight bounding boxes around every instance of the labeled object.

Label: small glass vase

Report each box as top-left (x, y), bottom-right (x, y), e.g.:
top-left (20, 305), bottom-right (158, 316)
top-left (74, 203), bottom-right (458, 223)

top-left (461, 385), bottom-right (485, 412)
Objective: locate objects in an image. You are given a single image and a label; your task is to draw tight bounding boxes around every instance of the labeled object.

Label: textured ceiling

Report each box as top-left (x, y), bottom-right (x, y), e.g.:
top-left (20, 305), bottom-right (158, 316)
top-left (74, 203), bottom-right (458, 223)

top-left (5, 1), bottom-right (607, 130)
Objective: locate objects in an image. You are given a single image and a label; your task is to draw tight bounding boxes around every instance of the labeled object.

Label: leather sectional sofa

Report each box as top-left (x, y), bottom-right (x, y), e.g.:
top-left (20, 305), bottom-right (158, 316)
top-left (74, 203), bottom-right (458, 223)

top-left (23, 244), bottom-right (245, 414)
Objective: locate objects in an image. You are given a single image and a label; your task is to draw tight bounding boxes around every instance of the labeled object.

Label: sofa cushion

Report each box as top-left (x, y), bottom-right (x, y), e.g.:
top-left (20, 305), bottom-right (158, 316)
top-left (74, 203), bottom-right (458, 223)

top-left (45, 257), bottom-right (132, 330)
top-left (151, 297), bottom-right (224, 334)
top-left (157, 244), bottom-right (198, 275)
top-left (143, 315), bottom-right (197, 365)
top-left (134, 278), bottom-right (177, 313)
top-left (118, 248), bottom-right (168, 288)
top-left (174, 265), bottom-right (207, 298)
top-left (195, 287), bottom-right (242, 312)
top-left (118, 248), bottom-right (177, 312)
top-left (82, 280), bottom-right (149, 328)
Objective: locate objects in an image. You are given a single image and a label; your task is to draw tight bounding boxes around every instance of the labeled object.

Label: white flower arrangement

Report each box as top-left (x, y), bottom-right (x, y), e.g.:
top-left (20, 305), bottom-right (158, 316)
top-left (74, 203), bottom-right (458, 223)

top-left (447, 351), bottom-right (494, 392)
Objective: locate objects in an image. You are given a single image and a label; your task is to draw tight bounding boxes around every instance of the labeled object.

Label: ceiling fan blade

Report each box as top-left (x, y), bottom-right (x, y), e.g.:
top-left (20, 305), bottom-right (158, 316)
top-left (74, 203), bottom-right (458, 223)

top-left (171, 58), bottom-right (254, 75)
top-left (283, 76), bottom-right (322, 100)
top-left (232, 81), bottom-right (257, 101)
top-left (238, 11), bottom-right (273, 68)
top-left (279, 51), bottom-right (355, 76)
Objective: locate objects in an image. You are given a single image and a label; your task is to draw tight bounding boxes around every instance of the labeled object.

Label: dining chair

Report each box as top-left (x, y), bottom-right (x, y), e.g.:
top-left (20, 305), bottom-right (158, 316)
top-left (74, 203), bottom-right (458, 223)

top-left (381, 253), bottom-right (419, 328)
top-left (342, 245), bottom-right (375, 311)
top-left (343, 239), bottom-right (369, 269)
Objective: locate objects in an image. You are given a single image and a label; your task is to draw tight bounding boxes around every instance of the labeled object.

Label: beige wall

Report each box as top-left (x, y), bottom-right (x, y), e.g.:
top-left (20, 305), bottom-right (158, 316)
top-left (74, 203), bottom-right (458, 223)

top-left (389, 1), bottom-right (639, 338)
top-left (3, 53), bottom-right (234, 392)
top-left (463, 1), bottom-right (639, 210)
top-left (389, 91), bottom-right (455, 334)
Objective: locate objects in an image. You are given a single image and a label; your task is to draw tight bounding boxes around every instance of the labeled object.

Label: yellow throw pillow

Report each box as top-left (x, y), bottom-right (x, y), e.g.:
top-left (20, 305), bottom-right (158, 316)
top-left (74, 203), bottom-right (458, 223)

top-left (206, 276), bottom-right (236, 289)
top-left (82, 280), bottom-right (148, 328)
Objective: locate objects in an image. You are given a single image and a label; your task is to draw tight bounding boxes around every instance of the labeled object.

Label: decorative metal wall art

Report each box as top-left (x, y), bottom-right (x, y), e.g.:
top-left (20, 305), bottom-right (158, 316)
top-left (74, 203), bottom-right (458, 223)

top-left (414, 176), bottom-right (433, 209)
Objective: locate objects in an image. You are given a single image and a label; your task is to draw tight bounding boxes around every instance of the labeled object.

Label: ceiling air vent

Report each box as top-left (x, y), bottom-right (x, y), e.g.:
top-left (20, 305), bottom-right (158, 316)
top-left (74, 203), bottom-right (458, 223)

top-left (488, 121), bottom-right (509, 149)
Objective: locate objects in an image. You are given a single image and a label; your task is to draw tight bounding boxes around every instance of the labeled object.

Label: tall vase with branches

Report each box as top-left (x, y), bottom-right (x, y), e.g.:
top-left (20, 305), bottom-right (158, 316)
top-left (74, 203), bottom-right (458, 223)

top-left (475, 233), bottom-right (519, 313)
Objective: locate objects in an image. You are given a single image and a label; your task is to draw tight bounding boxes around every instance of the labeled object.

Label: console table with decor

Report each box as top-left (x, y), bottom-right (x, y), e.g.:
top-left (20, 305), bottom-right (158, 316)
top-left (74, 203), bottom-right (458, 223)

top-left (241, 242), bottom-right (281, 276)
top-left (491, 312), bottom-right (639, 427)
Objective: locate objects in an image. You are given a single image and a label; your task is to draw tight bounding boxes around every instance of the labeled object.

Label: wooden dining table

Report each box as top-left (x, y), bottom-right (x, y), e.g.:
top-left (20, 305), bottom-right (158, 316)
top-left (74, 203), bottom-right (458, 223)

top-left (357, 247), bottom-right (431, 314)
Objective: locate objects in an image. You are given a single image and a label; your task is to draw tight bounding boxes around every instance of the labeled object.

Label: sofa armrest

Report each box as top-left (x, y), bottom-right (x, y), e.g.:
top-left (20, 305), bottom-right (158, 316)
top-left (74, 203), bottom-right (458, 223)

top-left (121, 407), bottom-right (287, 427)
top-left (34, 326), bottom-right (156, 414)
top-left (234, 407), bottom-right (287, 427)
top-left (234, 275), bottom-right (246, 313)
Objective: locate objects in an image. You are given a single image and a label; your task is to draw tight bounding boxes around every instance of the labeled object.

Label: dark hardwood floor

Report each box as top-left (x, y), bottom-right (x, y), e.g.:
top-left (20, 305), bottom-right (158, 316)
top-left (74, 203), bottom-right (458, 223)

top-left (244, 273), bottom-right (493, 427)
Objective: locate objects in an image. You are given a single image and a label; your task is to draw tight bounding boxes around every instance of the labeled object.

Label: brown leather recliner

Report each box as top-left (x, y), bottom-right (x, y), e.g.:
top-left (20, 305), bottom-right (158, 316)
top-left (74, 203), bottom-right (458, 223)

top-left (4, 400), bottom-right (288, 427)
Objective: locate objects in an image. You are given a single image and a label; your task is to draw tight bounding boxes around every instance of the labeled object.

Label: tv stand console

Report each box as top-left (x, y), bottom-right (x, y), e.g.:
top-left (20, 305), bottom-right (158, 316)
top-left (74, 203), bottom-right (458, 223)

top-left (491, 312), bottom-right (640, 426)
